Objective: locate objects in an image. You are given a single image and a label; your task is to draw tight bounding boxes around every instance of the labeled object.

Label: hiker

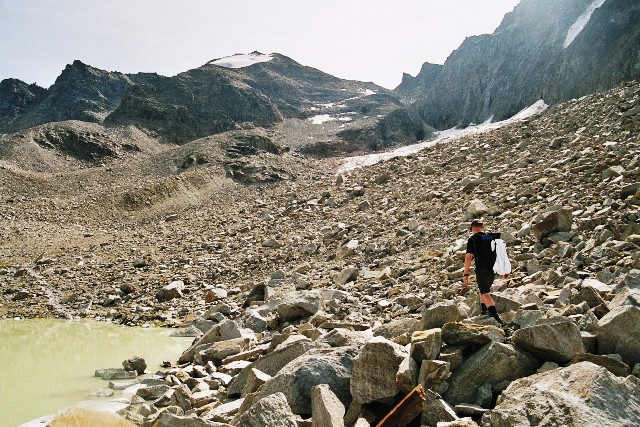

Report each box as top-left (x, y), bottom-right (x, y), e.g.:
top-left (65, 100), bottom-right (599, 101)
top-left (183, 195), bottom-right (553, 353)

top-left (463, 219), bottom-right (508, 324)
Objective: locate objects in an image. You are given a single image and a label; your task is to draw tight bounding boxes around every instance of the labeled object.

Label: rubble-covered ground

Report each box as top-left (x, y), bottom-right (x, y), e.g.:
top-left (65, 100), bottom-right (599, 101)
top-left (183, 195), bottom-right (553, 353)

top-left (2, 81), bottom-right (640, 426)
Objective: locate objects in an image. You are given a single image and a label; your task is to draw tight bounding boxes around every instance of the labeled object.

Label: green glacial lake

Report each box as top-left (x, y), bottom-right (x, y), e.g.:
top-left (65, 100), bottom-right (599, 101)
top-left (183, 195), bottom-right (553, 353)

top-left (0, 319), bottom-right (192, 426)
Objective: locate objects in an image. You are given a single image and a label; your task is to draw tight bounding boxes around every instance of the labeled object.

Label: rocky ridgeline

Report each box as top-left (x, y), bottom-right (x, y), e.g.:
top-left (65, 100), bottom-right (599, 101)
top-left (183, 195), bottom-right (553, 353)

top-left (3, 79), bottom-right (640, 426)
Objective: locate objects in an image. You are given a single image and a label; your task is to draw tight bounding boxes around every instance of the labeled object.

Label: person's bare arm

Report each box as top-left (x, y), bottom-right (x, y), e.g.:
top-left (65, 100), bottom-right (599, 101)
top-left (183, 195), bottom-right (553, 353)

top-left (463, 253), bottom-right (473, 284)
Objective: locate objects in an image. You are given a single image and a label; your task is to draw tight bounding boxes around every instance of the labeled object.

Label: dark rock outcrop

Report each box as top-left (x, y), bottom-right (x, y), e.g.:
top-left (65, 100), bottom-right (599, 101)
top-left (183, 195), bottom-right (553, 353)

top-left (405, 0), bottom-right (640, 129)
top-left (0, 79), bottom-right (47, 131)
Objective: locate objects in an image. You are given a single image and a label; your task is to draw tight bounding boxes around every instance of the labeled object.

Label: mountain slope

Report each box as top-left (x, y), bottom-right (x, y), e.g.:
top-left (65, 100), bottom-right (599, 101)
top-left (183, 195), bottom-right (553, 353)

top-left (404, 0), bottom-right (640, 129)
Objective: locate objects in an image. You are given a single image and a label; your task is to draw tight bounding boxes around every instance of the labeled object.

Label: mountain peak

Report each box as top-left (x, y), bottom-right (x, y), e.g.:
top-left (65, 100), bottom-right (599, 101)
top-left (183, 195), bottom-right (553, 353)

top-left (208, 52), bottom-right (275, 69)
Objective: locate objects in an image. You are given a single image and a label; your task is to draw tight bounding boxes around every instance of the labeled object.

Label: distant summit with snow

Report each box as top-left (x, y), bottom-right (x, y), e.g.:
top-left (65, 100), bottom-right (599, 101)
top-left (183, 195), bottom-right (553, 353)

top-left (209, 52), bottom-right (275, 69)
top-left (397, 0), bottom-right (640, 130)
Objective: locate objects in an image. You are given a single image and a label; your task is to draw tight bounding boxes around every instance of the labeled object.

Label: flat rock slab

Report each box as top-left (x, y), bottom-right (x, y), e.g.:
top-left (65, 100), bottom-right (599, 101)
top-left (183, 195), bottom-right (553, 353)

top-left (441, 322), bottom-right (505, 346)
top-left (482, 362), bottom-right (640, 426)
top-left (570, 353), bottom-right (631, 377)
top-left (512, 320), bottom-right (584, 363)
top-left (95, 368), bottom-right (137, 380)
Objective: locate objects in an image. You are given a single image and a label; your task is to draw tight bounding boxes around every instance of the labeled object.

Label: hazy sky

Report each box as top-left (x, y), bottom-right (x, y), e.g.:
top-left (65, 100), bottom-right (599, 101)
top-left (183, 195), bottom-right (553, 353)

top-left (0, 0), bottom-right (520, 89)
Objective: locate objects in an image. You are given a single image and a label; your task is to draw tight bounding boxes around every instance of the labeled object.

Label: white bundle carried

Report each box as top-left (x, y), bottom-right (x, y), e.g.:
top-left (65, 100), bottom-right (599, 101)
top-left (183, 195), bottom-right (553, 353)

top-left (491, 239), bottom-right (511, 275)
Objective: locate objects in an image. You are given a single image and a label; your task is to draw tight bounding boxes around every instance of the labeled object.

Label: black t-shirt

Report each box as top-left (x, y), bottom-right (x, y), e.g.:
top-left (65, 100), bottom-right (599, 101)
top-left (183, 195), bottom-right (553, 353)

top-left (466, 232), bottom-right (498, 270)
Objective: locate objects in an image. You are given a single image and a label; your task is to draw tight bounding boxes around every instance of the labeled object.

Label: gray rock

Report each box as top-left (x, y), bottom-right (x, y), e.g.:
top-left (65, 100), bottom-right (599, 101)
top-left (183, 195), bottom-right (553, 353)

top-left (197, 338), bottom-right (250, 365)
top-left (475, 383), bottom-right (492, 408)
top-left (157, 280), bottom-right (184, 301)
top-left (396, 355), bottom-right (419, 394)
top-left (236, 392), bottom-right (298, 427)
top-left (94, 368), bottom-right (137, 380)
top-left (122, 356), bottom-right (147, 375)
top-left (532, 209), bottom-right (573, 241)
top-left (437, 418), bottom-right (479, 427)
top-left (444, 342), bottom-right (538, 406)
top-left (205, 288), bottom-right (228, 302)
top-left (227, 338), bottom-right (313, 396)
top-left (137, 385), bottom-right (171, 400)
top-left (466, 199), bottom-right (488, 216)
top-left (373, 317), bottom-right (421, 345)
top-left (90, 388), bottom-right (114, 397)
top-left (244, 310), bottom-right (268, 333)
top-left (597, 305), bottom-right (640, 366)
top-left (569, 353), bottom-right (630, 377)
top-left (170, 384), bottom-right (192, 412)
top-left (277, 290), bottom-right (322, 322)
top-left (571, 286), bottom-right (605, 308)
top-left (241, 368), bottom-right (272, 397)
top-left (255, 346), bottom-right (357, 415)
top-left (513, 309), bottom-right (543, 328)
top-left (482, 362), bottom-right (640, 426)
top-left (512, 320), bottom-right (585, 363)
top-left (418, 360), bottom-right (450, 394)
top-left (441, 323), bottom-right (505, 346)
top-left (311, 384), bottom-right (345, 427)
top-left (410, 328), bottom-right (442, 361)
top-left (335, 267), bottom-right (359, 285)
top-left (317, 328), bottom-right (373, 348)
top-left (422, 389), bottom-right (459, 427)
top-left (152, 412), bottom-right (232, 427)
top-left (350, 336), bottom-right (408, 404)
top-left (421, 302), bottom-right (463, 330)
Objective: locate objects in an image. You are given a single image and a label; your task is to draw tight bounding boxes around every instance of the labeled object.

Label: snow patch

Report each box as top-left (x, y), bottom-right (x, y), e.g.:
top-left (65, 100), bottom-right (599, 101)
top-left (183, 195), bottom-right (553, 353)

top-left (309, 114), bottom-right (332, 124)
top-left (506, 100), bottom-right (548, 122)
top-left (563, 0), bottom-right (606, 49)
top-left (338, 99), bottom-right (548, 174)
top-left (210, 52), bottom-right (274, 68)
top-left (360, 89), bottom-right (376, 96)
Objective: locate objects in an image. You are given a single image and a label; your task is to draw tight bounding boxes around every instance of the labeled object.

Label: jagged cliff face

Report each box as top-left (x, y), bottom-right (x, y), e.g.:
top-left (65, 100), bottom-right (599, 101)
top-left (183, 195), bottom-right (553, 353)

top-left (405, 0), bottom-right (640, 129)
top-left (394, 63), bottom-right (443, 104)
top-left (0, 61), bottom-right (154, 133)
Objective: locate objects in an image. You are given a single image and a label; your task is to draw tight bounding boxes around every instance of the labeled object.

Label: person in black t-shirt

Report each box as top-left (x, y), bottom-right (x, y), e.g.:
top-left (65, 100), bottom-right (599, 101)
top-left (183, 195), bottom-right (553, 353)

top-left (463, 219), bottom-right (505, 325)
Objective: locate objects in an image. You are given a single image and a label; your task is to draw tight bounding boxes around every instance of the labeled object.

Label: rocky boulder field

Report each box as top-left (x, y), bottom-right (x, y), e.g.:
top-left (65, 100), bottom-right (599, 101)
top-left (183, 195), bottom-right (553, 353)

top-left (2, 81), bottom-right (640, 426)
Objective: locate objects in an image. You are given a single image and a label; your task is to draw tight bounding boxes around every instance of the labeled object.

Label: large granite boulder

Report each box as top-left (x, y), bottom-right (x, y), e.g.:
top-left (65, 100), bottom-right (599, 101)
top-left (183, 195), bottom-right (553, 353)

top-left (444, 342), bottom-right (538, 406)
top-left (597, 305), bottom-right (640, 366)
top-left (482, 362), bottom-right (640, 426)
top-left (350, 336), bottom-right (409, 404)
top-left (254, 346), bottom-right (357, 415)
top-left (422, 302), bottom-right (463, 330)
top-left (236, 392), bottom-right (297, 427)
top-left (311, 384), bottom-right (346, 427)
top-left (276, 290), bottom-right (322, 322)
top-left (512, 319), bottom-right (585, 363)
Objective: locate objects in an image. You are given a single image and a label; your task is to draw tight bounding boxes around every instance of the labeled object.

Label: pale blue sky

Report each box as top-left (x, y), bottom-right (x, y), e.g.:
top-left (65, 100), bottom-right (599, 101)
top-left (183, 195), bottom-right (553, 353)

top-left (0, 0), bottom-right (520, 89)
